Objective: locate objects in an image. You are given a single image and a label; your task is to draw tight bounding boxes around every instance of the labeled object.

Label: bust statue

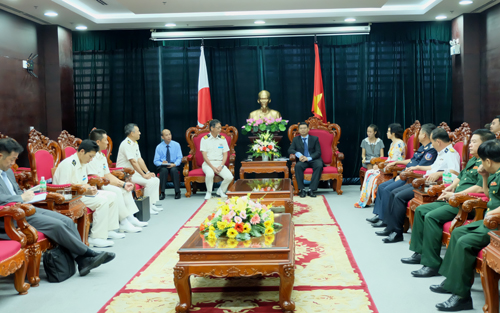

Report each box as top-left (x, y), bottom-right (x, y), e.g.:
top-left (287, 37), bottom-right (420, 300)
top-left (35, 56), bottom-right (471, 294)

top-left (248, 90), bottom-right (281, 120)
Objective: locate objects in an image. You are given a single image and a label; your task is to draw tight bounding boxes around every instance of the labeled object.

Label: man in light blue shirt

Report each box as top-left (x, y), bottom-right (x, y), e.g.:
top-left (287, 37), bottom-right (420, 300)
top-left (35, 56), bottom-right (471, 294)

top-left (154, 129), bottom-right (183, 200)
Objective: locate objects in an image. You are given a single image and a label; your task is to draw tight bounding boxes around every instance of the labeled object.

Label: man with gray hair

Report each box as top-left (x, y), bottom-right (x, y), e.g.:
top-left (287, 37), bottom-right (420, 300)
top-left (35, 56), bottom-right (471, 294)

top-left (117, 124), bottom-right (161, 215)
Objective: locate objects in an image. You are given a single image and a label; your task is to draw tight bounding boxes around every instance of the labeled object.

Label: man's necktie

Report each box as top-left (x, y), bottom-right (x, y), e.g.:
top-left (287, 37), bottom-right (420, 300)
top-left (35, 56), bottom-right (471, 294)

top-left (1, 172), bottom-right (16, 196)
top-left (303, 138), bottom-right (310, 158)
top-left (166, 145), bottom-right (171, 163)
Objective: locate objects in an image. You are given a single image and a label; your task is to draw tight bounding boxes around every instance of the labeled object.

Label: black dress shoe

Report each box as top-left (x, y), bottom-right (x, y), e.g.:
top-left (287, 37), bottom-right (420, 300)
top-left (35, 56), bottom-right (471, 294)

top-left (175, 192), bottom-right (181, 199)
top-left (430, 280), bottom-right (451, 294)
top-left (371, 220), bottom-right (387, 228)
top-left (383, 232), bottom-right (404, 243)
top-left (411, 266), bottom-right (440, 277)
top-left (401, 252), bottom-right (421, 264)
top-left (159, 192), bottom-right (165, 200)
top-left (366, 215), bottom-right (380, 223)
top-left (299, 190), bottom-right (306, 198)
top-left (375, 229), bottom-right (391, 236)
top-left (77, 252), bottom-right (110, 276)
top-left (308, 190), bottom-right (316, 197)
top-left (436, 294), bottom-right (473, 311)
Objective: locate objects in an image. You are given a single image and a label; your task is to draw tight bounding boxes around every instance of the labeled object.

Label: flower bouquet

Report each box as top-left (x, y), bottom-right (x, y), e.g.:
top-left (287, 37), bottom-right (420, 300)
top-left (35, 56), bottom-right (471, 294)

top-left (241, 117), bottom-right (288, 135)
top-left (199, 195), bottom-right (282, 244)
top-left (247, 131), bottom-right (281, 160)
top-left (201, 233), bottom-right (276, 248)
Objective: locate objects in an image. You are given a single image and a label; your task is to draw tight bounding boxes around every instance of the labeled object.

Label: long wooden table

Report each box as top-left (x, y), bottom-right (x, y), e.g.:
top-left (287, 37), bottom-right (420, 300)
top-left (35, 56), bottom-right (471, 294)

top-left (227, 178), bottom-right (294, 215)
top-left (174, 213), bottom-right (295, 313)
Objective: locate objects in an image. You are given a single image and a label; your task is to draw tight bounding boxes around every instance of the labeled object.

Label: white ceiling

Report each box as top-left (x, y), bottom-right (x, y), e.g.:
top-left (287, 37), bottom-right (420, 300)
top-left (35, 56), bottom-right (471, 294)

top-left (0, 0), bottom-right (497, 31)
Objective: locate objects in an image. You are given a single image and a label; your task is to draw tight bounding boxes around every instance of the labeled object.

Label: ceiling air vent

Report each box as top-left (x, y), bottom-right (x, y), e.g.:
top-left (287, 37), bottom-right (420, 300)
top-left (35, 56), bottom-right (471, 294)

top-left (0, 3), bottom-right (49, 24)
top-left (96, 0), bottom-right (108, 5)
top-left (471, 0), bottom-right (497, 13)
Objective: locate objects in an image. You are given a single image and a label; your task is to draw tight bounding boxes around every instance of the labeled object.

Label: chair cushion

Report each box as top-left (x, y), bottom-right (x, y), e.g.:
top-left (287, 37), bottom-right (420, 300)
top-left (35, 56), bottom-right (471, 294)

top-left (414, 170), bottom-right (426, 175)
top-left (87, 207), bottom-right (93, 214)
top-left (188, 168), bottom-right (206, 177)
top-left (478, 248), bottom-right (484, 259)
top-left (397, 164), bottom-right (406, 168)
top-left (360, 167), bottom-right (367, 172)
top-left (16, 167), bottom-right (31, 171)
top-left (37, 232), bottom-right (46, 242)
top-left (468, 193), bottom-right (489, 202)
top-left (0, 240), bottom-right (22, 261)
top-left (308, 129), bottom-right (334, 165)
top-left (35, 150), bottom-right (55, 181)
top-left (304, 166), bottom-right (338, 175)
top-left (64, 147), bottom-right (77, 159)
top-left (454, 142), bottom-right (464, 169)
top-left (443, 220), bottom-right (474, 234)
top-left (135, 184), bottom-right (144, 190)
top-left (193, 132), bottom-right (232, 168)
top-left (406, 135), bottom-right (415, 159)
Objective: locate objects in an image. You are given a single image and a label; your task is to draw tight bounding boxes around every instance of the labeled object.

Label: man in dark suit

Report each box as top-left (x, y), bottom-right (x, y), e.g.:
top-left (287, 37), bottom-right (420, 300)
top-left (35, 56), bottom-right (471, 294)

top-left (288, 122), bottom-right (323, 197)
top-left (0, 138), bottom-right (114, 277)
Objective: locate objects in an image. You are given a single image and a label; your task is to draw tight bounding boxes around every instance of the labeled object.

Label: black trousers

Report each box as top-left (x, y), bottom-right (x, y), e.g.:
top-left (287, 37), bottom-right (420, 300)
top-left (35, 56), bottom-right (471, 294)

top-left (384, 184), bottom-right (415, 234)
top-left (157, 166), bottom-right (180, 193)
top-left (372, 178), bottom-right (406, 220)
top-left (294, 159), bottom-right (323, 191)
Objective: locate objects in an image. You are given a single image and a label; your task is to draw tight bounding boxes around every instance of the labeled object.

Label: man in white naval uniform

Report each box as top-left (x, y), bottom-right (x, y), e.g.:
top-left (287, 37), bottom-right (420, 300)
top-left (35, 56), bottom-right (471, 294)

top-left (200, 119), bottom-right (234, 200)
top-left (116, 123), bottom-right (161, 215)
top-left (53, 140), bottom-right (119, 248)
top-left (88, 129), bottom-right (147, 232)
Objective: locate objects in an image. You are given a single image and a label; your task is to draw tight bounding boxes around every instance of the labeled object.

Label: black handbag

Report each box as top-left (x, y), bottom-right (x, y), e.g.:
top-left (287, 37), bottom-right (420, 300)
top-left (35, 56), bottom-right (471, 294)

top-left (43, 245), bottom-right (76, 283)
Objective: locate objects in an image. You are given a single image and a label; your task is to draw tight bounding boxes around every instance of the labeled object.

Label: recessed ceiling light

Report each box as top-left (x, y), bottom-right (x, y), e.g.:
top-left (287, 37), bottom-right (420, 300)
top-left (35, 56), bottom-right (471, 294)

top-left (44, 12), bottom-right (58, 17)
top-left (459, 0), bottom-right (473, 4)
top-left (165, 23), bottom-right (176, 27)
top-left (435, 15), bottom-right (447, 20)
top-left (254, 20), bottom-right (265, 24)
top-left (344, 18), bottom-right (356, 22)
top-left (75, 25), bottom-right (87, 30)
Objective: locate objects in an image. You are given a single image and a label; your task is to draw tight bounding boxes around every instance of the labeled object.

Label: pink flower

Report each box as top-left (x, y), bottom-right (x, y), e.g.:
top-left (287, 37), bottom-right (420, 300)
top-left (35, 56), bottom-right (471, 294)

top-left (234, 216), bottom-right (242, 224)
top-left (228, 210), bottom-right (236, 218)
top-left (276, 117), bottom-right (282, 122)
top-left (250, 214), bottom-right (261, 225)
top-left (241, 125), bottom-right (245, 128)
top-left (239, 211), bottom-right (247, 219)
top-left (247, 118), bottom-right (254, 123)
top-left (222, 214), bottom-right (231, 223)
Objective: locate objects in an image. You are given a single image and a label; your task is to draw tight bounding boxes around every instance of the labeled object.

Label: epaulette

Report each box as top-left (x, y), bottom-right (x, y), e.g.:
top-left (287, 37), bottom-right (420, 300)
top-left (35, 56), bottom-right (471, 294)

top-left (72, 160), bottom-right (76, 166)
top-left (450, 147), bottom-right (455, 153)
top-left (203, 135), bottom-right (209, 139)
top-left (127, 139), bottom-right (131, 145)
top-left (219, 135), bottom-right (225, 139)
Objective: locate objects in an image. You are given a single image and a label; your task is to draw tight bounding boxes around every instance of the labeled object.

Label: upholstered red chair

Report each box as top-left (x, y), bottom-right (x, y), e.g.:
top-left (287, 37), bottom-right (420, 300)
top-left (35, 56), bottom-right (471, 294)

top-left (182, 122), bottom-right (238, 198)
top-left (288, 117), bottom-right (344, 195)
top-left (0, 203), bottom-right (31, 295)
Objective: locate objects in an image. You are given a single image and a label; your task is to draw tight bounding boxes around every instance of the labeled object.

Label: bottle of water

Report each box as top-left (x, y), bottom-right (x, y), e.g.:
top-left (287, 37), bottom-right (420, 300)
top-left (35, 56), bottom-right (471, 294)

top-left (443, 170), bottom-right (452, 185)
top-left (40, 176), bottom-right (47, 193)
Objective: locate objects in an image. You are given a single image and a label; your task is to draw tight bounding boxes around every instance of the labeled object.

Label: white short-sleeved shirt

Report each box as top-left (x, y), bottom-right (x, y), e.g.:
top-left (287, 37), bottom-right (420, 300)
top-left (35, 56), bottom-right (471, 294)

top-left (425, 144), bottom-right (461, 180)
top-left (53, 153), bottom-right (88, 185)
top-left (117, 137), bottom-right (141, 168)
top-left (87, 152), bottom-right (111, 177)
top-left (200, 134), bottom-right (229, 162)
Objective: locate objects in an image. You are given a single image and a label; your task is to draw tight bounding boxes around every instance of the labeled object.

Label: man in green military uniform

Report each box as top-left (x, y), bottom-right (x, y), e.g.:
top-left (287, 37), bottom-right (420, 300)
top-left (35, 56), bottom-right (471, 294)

top-left (431, 139), bottom-right (500, 311)
top-left (402, 130), bottom-right (496, 278)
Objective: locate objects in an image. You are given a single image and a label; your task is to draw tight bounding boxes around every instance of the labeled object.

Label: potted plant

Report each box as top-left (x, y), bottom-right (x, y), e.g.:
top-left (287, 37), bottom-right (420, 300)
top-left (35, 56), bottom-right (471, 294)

top-left (241, 117), bottom-right (288, 135)
top-left (247, 131), bottom-right (281, 161)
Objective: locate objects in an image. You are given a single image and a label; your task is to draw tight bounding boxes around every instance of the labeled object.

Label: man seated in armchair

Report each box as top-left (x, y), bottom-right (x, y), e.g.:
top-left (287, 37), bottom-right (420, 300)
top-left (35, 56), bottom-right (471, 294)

top-left (200, 119), bottom-right (233, 200)
top-left (288, 122), bottom-right (323, 198)
top-left (403, 129), bottom-right (496, 277)
top-left (430, 139), bottom-right (500, 311)
top-left (378, 128), bottom-right (461, 243)
top-left (489, 115), bottom-right (500, 134)
top-left (367, 123), bottom-right (438, 225)
top-left (154, 129), bottom-right (183, 200)
top-left (54, 140), bottom-right (120, 248)
top-left (0, 138), bottom-right (115, 276)
top-left (117, 123), bottom-right (161, 215)
top-left (88, 129), bottom-right (147, 231)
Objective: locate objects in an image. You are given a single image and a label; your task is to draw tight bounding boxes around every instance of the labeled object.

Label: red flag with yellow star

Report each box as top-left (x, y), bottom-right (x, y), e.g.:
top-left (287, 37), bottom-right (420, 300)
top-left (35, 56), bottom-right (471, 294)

top-left (311, 43), bottom-right (326, 122)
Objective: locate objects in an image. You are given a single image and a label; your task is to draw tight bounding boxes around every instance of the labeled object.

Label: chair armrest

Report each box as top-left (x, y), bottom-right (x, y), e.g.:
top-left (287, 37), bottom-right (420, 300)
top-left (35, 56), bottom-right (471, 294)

top-left (400, 170), bottom-right (424, 181)
top-left (0, 204), bottom-right (28, 246)
top-left (336, 151), bottom-right (345, 161)
top-left (88, 176), bottom-right (110, 189)
top-left (412, 178), bottom-right (427, 190)
top-left (449, 194), bottom-right (486, 211)
top-left (289, 154), bottom-right (296, 162)
top-left (428, 184), bottom-right (447, 197)
top-left (370, 157), bottom-right (388, 165)
top-left (6, 203), bottom-right (38, 245)
top-left (45, 192), bottom-right (66, 204)
top-left (484, 211), bottom-right (500, 230)
top-left (182, 155), bottom-right (193, 164)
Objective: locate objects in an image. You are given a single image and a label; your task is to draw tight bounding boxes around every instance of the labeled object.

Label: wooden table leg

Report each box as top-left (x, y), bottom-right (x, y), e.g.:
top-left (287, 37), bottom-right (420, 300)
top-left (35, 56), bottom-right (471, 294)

top-left (482, 251), bottom-right (500, 313)
top-left (284, 200), bottom-right (294, 215)
top-left (77, 214), bottom-right (89, 246)
top-left (174, 266), bottom-right (192, 313)
top-left (279, 264), bottom-right (295, 313)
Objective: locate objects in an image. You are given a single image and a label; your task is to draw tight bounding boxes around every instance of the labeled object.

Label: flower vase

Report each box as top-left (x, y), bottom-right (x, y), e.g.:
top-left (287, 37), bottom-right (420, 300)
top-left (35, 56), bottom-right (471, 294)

top-left (262, 154), bottom-right (269, 162)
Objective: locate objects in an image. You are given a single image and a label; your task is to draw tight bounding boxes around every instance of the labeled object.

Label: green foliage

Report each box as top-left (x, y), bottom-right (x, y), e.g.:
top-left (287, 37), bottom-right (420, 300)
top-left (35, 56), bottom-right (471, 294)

top-left (236, 233), bottom-right (251, 241)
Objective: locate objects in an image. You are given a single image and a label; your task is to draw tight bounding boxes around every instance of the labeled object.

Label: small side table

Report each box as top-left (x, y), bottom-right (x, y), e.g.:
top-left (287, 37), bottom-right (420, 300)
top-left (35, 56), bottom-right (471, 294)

top-left (240, 160), bottom-right (289, 179)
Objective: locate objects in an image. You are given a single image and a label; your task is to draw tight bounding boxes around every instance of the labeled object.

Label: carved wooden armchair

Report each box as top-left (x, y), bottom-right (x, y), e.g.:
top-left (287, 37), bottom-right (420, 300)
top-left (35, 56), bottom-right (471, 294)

top-left (288, 117), bottom-right (344, 195)
top-left (405, 122), bottom-right (472, 229)
top-left (0, 203), bottom-right (31, 295)
top-left (182, 122), bottom-right (238, 198)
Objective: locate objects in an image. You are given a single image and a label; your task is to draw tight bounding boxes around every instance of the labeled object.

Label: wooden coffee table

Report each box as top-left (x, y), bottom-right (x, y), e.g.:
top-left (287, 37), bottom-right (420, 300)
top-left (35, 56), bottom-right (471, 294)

top-left (174, 213), bottom-right (295, 313)
top-left (227, 178), bottom-right (294, 215)
top-left (240, 160), bottom-right (289, 179)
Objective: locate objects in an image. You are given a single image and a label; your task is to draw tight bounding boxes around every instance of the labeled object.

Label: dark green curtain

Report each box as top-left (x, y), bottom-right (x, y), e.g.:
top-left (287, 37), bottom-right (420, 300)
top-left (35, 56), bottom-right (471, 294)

top-left (73, 22), bottom-right (452, 179)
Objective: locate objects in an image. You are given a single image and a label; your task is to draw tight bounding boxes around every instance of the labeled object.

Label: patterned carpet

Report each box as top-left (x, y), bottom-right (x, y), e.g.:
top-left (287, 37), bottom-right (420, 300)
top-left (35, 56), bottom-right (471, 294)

top-left (99, 196), bottom-right (378, 313)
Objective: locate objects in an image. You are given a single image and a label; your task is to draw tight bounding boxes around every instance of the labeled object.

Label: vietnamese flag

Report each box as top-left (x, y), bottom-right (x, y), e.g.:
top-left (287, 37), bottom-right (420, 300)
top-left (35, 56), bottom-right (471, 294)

top-left (311, 43), bottom-right (326, 122)
top-left (198, 46), bottom-right (212, 127)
